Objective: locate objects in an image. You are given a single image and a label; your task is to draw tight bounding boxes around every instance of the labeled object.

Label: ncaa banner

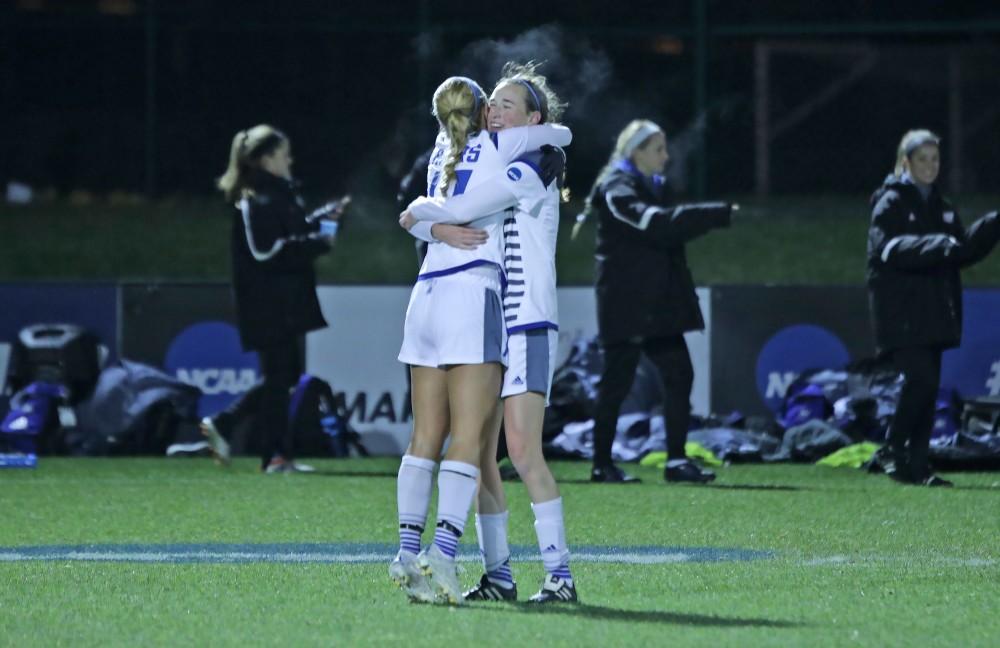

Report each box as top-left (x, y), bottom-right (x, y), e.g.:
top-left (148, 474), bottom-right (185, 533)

top-left (307, 286), bottom-right (711, 455)
top-left (121, 283), bottom-right (258, 418)
top-left (941, 289), bottom-right (1000, 399)
top-left (709, 285), bottom-right (875, 417)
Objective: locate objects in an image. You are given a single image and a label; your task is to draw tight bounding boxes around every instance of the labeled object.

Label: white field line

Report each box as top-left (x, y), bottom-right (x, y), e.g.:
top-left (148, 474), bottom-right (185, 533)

top-left (0, 548), bottom-right (994, 567)
top-left (0, 549), bottom-right (735, 564)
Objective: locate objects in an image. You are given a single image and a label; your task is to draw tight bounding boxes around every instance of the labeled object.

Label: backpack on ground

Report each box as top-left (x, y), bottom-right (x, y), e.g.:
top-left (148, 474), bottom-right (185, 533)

top-left (288, 374), bottom-right (368, 457)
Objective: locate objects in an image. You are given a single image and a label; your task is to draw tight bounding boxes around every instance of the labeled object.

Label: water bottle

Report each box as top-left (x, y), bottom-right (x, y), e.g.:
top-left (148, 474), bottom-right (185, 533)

top-left (0, 453), bottom-right (38, 468)
top-left (319, 220), bottom-right (339, 237)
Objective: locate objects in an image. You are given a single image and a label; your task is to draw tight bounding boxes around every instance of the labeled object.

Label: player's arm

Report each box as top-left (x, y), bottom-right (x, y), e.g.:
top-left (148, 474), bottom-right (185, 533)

top-left (957, 210), bottom-right (1000, 268)
top-left (494, 124), bottom-right (572, 162)
top-left (603, 174), bottom-right (731, 248)
top-left (407, 148), bottom-right (562, 225)
top-left (399, 205), bottom-right (488, 250)
top-left (870, 191), bottom-right (961, 270)
top-left (401, 216), bottom-right (487, 250)
top-left (407, 182), bottom-right (519, 225)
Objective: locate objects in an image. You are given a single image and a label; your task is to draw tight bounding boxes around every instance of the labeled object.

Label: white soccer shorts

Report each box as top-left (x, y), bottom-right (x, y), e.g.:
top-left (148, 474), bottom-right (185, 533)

top-left (398, 271), bottom-right (507, 368)
top-left (501, 327), bottom-right (559, 401)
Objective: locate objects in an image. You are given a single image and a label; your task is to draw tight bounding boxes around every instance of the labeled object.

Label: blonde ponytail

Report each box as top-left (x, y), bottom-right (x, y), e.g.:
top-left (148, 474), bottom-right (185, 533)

top-left (431, 77), bottom-right (486, 194)
top-left (216, 124), bottom-right (287, 202)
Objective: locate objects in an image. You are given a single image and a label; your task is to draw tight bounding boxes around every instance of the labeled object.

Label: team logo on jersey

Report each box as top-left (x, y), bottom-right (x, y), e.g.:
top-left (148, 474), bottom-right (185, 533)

top-left (507, 167), bottom-right (523, 181)
top-left (908, 212), bottom-right (916, 222)
top-left (944, 211), bottom-right (955, 223)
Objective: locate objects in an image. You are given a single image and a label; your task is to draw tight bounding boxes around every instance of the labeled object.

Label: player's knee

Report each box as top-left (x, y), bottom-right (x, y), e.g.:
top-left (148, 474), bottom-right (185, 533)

top-left (507, 439), bottom-right (543, 476)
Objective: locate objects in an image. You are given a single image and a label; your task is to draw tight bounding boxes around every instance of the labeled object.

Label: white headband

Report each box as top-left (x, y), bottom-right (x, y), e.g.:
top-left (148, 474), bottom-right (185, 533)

top-left (622, 123), bottom-right (663, 158)
top-left (904, 133), bottom-right (940, 157)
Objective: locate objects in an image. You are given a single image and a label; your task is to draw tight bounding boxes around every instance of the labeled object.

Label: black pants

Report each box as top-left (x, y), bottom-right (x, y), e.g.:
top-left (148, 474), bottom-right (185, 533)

top-left (592, 335), bottom-right (693, 467)
top-left (886, 345), bottom-right (942, 480)
top-left (213, 336), bottom-right (303, 468)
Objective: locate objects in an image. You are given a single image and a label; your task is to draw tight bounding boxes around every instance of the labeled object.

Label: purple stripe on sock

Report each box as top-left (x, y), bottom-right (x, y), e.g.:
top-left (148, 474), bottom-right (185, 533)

top-left (487, 559), bottom-right (513, 586)
top-left (399, 528), bottom-right (421, 555)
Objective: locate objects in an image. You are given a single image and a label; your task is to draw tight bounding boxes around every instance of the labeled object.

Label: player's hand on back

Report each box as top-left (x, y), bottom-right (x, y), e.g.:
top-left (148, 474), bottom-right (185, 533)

top-left (431, 224), bottom-right (488, 250)
top-left (399, 210), bottom-right (417, 231)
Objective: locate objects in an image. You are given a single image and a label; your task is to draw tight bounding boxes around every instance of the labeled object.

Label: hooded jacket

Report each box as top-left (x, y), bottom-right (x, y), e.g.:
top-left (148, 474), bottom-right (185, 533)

top-left (866, 173), bottom-right (999, 353)
top-left (592, 161), bottom-right (731, 344)
top-left (230, 170), bottom-right (330, 351)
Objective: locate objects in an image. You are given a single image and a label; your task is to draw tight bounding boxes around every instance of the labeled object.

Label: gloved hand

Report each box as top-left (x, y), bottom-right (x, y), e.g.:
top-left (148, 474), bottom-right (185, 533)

top-left (538, 145), bottom-right (566, 188)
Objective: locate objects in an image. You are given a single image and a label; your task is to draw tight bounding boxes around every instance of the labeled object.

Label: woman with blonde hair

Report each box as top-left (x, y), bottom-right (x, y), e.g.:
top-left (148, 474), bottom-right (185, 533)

top-left (206, 124), bottom-right (343, 473)
top-left (401, 62), bottom-right (578, 604)
top-left (867, 128), bottom-right (999, 486)
top-left (584, 119), bottom-right (732, 484)
top-left (390, 76), bottom-right (571, 605)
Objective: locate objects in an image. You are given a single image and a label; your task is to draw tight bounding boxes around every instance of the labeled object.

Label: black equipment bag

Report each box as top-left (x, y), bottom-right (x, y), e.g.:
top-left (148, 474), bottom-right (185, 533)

top-left (7, 323), bottom-right (101, 404)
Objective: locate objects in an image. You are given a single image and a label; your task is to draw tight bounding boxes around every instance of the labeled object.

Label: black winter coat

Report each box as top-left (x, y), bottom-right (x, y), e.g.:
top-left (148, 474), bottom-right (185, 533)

top-left (593, 162), bottom-right (731, 344)
top-left (230, 170), bottom-right (330, 351)
top-left (866, 174), bottom-right (1000, 353)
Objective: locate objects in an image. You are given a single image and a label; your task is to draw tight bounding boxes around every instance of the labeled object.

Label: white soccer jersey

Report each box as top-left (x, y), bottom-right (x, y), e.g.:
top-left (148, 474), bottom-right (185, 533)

top-left (500, 159), bottom-right (560, 334)
top-left (408, 152), bottom-right (563, 333)
top-left (409, 124), bottom-right (571, 284)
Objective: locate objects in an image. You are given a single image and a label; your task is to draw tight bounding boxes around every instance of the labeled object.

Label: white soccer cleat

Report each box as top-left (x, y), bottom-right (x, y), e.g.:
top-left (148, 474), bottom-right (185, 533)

top-left (389, 550), bottom-right (436, 603)
top-left (417, 545), bottom-right (464, 606)
top-left (199, 417), bottom-right (231, 466)
top-left (528, 573), bottom-right (578, 604)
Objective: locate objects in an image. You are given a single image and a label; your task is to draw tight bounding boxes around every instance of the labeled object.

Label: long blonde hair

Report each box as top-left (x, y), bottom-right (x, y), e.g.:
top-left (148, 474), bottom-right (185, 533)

top-left (431, 77), bottom-right (486, 192)
top-left (894, 129), bottom-right (940, 176)
top-left (217, 124), bottom-right (287, 202)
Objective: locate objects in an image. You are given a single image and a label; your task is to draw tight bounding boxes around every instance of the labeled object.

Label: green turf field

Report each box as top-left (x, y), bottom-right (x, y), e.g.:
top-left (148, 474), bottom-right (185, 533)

top-left (1, 458), bottom-right (998, 647)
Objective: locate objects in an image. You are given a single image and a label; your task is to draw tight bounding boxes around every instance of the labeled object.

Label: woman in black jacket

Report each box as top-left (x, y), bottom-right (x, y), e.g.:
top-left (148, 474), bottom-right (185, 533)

top-left (203, 124), bottom-right (342, 472)
top-left (867, 129), bottom-right (999, 486)
top-left (584, 119), bottom-right (732, 483)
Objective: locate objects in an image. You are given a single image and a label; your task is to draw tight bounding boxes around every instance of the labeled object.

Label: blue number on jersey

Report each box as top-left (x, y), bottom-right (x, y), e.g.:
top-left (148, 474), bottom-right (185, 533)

top-left (453, 169), bottom-right (472, 196)
top-left (464, 144), bottom-right (481, 163)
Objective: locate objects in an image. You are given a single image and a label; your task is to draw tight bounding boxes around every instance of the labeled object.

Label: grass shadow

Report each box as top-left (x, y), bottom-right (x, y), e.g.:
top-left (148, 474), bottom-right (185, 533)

top-left (702, 484), bottom-right (805, 492)
top-left (950, 484), bottom-right (1000, 491)
top-left (555, 479), bottom-right (804, 491)
top-left (473, 601), bottom-right (800, 628)
top-left (302, 470), bottom-right (398, 478)
top-left (557, 478), bottom-right (642, 485)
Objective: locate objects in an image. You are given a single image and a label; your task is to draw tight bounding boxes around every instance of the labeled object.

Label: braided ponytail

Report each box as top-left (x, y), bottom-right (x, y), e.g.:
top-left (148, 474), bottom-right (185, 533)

top-left (431, 77), bottom-right (486, 194)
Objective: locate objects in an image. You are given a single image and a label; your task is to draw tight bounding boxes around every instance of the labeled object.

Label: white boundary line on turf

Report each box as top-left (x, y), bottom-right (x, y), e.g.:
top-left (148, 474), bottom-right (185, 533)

top-left (0, 549), bottom-right (994, 567)
top-left (0, 550), bottom-right (738, 564)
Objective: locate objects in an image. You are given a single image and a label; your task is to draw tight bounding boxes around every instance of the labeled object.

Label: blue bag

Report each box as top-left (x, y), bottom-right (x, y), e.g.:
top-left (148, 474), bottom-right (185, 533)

top-left (1, 382), bottom-right (66, 454)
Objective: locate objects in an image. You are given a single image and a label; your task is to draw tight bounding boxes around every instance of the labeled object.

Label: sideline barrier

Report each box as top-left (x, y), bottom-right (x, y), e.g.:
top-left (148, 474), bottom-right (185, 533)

top-left (709, 285), bottom-right (1000, 417)
top-left (306, 286), bottom-right (711, 454)
top-left (2, 283), bottom-right (997, 454)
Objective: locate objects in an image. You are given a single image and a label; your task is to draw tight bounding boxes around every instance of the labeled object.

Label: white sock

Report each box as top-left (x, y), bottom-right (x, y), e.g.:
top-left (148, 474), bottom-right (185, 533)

top-left (397, 454), bottom-right (436, 554)
top-left (433, 460), bottom-right (479, 559)
top-left (476, 511), bottom-right (513, 585)
top-left (532, 497), bottom-right (572, 581)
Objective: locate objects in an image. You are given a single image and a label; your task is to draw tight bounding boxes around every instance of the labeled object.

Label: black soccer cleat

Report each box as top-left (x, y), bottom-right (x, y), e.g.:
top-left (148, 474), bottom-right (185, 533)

top-left (920, 474), bottom-right (954, 487)
top-left (464, 574), bottom-right (517, 601)
top-left (590, 463), bottom-right (641, 483)
top-left (664, 460), bottom-right (716, 483)
top-left (528, 574), bottom-right (578, 604)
